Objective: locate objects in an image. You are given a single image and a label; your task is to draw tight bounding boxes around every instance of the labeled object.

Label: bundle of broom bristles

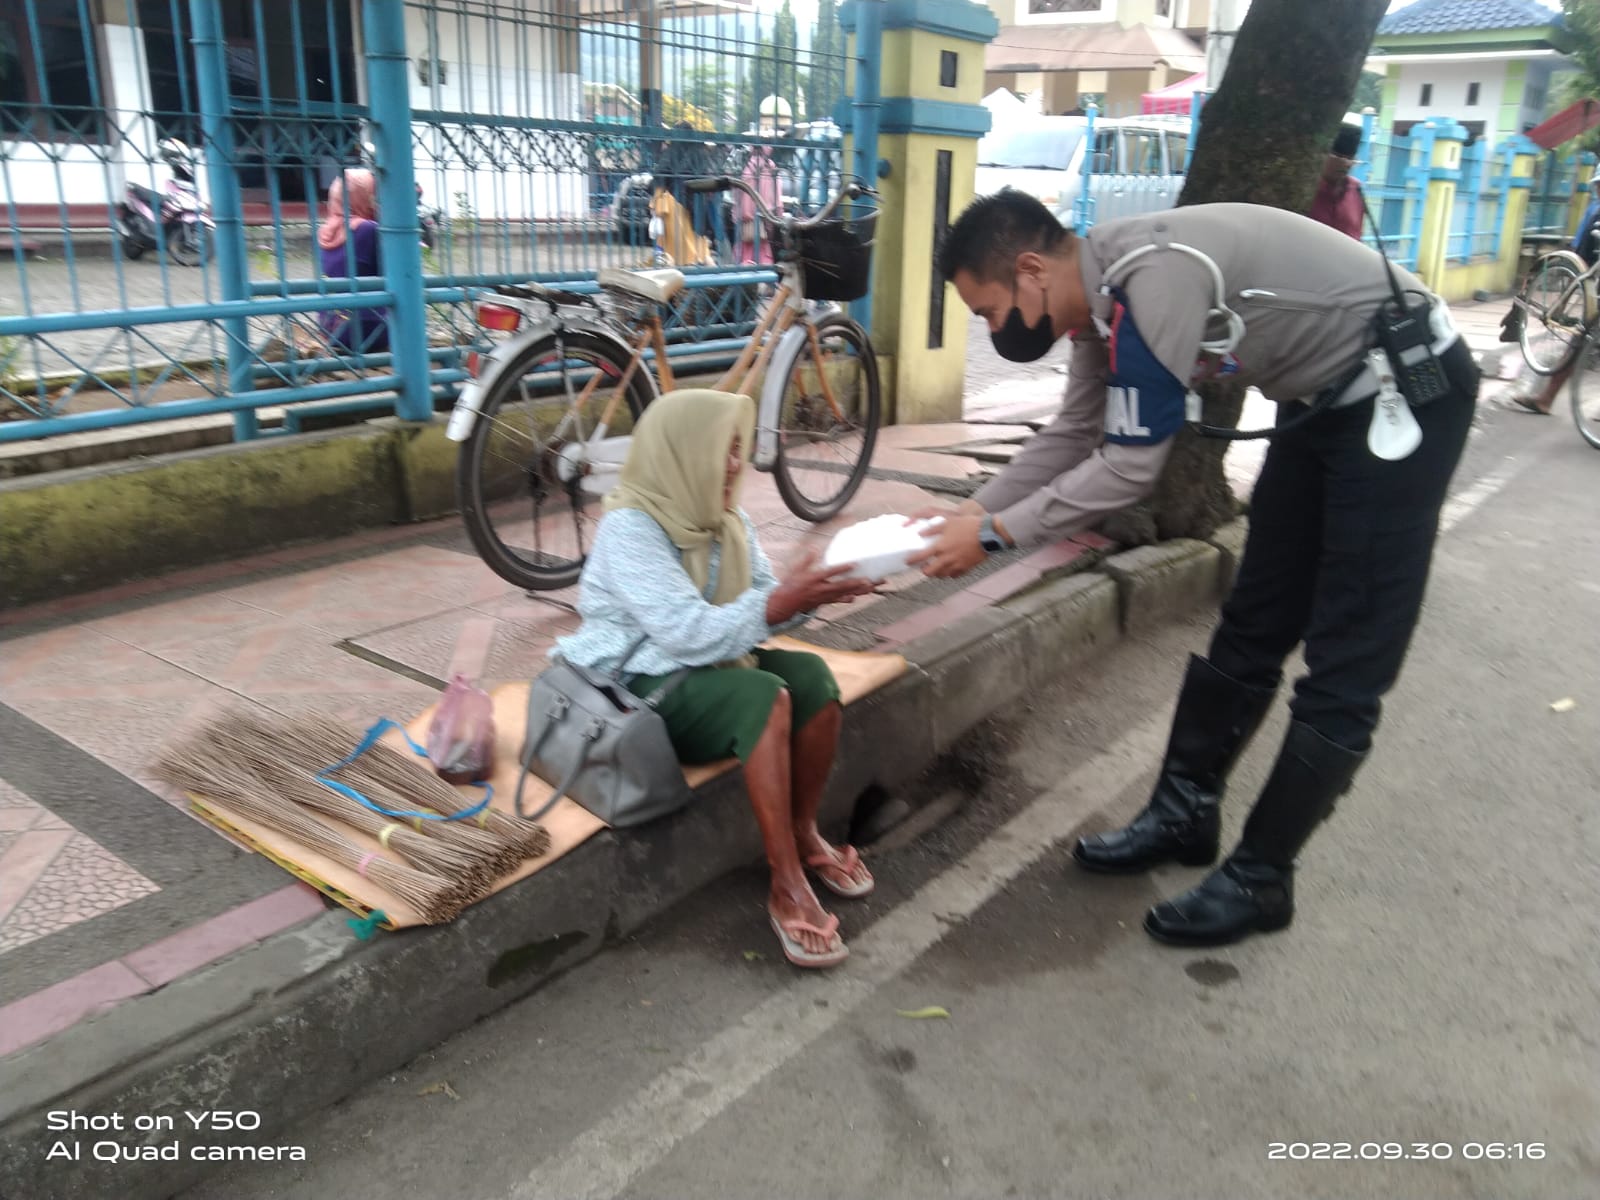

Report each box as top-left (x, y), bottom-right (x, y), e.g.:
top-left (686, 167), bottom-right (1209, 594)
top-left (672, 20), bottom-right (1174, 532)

top-left (156, 710), bottom-right (550, 924)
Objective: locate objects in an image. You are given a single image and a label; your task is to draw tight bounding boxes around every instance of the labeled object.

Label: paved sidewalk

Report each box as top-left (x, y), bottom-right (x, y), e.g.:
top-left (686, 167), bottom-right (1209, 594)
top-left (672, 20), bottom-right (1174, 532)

top-left (0, 293), bottom-right (1514, 1121)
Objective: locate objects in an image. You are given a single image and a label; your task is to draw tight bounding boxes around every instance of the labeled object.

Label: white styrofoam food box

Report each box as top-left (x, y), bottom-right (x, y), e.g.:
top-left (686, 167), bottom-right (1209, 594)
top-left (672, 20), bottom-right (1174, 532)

top-left (822, 514), bottom-right (943, 582)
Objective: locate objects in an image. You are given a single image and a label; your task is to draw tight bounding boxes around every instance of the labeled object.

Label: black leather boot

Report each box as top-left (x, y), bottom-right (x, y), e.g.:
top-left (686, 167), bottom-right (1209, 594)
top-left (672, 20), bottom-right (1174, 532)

top-left (1074, 656), bottom-right (1275, 873)
top-left (1144, 720), bottom-right (1367, 947)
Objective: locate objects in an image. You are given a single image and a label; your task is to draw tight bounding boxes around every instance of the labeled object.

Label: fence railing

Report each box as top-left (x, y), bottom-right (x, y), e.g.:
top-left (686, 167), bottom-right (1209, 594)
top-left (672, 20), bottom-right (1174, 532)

top-left (0, 0), bottom-right (855, 442)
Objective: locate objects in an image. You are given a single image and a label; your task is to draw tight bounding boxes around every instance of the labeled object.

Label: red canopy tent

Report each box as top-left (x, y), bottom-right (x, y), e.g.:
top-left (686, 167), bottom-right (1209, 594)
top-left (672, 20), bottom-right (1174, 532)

top-left (1141, 72), bottom-right (1206, 116)
top-left (1525, 99), bottom-right (1600, 151)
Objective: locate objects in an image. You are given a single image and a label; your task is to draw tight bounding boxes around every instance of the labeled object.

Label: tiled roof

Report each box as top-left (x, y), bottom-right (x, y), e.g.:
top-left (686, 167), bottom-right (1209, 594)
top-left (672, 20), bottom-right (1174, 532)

top-left (1377, 0), bottom-right (1563, 36)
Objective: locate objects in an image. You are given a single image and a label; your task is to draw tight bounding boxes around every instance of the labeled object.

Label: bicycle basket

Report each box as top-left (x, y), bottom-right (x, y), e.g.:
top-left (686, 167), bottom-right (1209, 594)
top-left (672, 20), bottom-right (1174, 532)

top-left (792, 209), bottom-right (878, 302)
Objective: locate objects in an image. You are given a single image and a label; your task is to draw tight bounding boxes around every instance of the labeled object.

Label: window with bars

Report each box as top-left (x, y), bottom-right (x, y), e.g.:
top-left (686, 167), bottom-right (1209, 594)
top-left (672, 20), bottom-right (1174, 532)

top-left (0, 0), bottom-right (109, 142)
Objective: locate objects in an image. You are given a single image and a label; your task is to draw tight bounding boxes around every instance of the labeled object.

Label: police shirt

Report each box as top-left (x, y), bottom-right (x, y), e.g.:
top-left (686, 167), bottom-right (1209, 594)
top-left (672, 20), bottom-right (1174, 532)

top-left (974, 202), bottom-right (1455, 547)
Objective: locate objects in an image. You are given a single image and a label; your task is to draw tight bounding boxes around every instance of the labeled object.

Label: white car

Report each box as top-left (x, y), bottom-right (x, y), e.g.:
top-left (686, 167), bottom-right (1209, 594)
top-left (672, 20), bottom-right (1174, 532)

top-left (974, 113), bottom-right (1191, 228)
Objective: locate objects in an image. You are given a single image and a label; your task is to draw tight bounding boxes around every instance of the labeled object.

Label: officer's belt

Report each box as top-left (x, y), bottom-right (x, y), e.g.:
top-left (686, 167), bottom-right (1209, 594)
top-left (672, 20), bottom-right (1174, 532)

top-left (1311, 332), bottom-right (1465, 410)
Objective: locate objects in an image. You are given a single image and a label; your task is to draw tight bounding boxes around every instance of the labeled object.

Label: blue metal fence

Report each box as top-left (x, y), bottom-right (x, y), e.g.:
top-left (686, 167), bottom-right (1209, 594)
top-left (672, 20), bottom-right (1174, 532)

top-left (1359, 124), bottom-right (1425, 270)
top-left (0, 0), bottom-right (858, 442)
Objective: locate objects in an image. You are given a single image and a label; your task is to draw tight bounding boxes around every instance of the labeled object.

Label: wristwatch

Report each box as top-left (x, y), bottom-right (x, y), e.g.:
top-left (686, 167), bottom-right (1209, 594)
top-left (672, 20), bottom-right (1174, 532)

top-left (978, 514), bottom-right (1009, 554)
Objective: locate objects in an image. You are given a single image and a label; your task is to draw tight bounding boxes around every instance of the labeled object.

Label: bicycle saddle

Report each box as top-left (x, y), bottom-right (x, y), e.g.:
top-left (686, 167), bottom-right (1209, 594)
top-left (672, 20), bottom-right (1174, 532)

top-left (597, 267), bottom-right (685, 305)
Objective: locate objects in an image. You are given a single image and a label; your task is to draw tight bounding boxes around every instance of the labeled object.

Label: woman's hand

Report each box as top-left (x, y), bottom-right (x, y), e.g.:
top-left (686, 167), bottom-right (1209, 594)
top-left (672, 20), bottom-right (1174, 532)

top-left (767, 547), bottom-right (876, 625)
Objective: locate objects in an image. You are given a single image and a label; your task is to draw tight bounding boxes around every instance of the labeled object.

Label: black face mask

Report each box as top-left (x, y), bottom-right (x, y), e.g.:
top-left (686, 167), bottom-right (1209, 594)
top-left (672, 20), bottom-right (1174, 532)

top-left (990, 280), bottom-right (1055, 362)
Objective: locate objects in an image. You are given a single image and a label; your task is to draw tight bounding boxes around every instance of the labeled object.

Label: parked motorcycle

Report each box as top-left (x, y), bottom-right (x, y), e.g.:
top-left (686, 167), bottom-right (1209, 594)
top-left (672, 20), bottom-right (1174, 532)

top-left (114, 138), bottom-right (214, 267)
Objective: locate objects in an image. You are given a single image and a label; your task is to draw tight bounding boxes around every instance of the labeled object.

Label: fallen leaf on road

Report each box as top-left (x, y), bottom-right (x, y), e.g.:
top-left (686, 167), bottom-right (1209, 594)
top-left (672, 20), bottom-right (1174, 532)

top-left (1550, 697), bottom-right (1577, 713)
top-left (417, 1082), bottom-right (460, 1101)
top-left (640, 999), bottom-right (654, 1006)
top-left (896, 1006), bottom-right (951, 1020)
top-left (742, 949), bottom-right (765, 962)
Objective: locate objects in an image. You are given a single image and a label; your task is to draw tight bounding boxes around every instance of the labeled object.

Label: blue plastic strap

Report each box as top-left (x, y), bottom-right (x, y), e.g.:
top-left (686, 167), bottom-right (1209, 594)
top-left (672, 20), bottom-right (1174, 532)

top-left (316, 718), bottom-right (493, 822)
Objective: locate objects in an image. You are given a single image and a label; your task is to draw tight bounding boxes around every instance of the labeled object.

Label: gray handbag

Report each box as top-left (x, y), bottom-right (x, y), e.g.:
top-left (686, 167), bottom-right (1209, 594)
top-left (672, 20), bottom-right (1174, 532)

top-left (514, 632), bottom-right (693, 828)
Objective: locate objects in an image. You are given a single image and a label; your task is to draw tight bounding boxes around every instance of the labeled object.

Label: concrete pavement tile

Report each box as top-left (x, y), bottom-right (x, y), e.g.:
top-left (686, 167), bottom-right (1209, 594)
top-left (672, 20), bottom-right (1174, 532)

top-left (221, 564), bottom-right (458, 639)
top-left (0, 833), bottom-right (159, 952)
top-left (142, 622), bottom-right (437, 728)
top-left (0, 959), bottom-right (152, 1056)
top-left (121, 884), bottom-right (323, 989)
top-left (873, 422), bottom-right (1035, 450)
top-left (87, 592), bottom-right (283, 653)
top-left (0, 828), bottom-right (72, 923)
top-left (326, 544), bottom-right (510, 609)
top-left (967, 561), bottom-right (1046, 602)
top-left (874, 588), bottom-right (992, 646)
top-left (352, 607), bottom-right (573, 688)
top-left (866, 446), bottom-right (986, 480)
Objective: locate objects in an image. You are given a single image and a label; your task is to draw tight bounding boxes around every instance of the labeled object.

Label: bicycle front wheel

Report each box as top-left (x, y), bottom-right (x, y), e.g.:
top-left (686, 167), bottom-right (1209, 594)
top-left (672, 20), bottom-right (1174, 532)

top-left (1518, 254), bottom-right (1591, 376)
top-left (1568, 351), bottom-right (1600, 450)
top-left (770, 314), bottom-right (881, 522)
top-left (455, 330), bottom-right (651, 591)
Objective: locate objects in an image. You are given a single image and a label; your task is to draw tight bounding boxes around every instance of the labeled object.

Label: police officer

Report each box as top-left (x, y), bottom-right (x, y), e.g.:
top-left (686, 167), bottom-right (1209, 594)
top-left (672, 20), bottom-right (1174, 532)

top-left (923, 189), bottom-right (1479, 947)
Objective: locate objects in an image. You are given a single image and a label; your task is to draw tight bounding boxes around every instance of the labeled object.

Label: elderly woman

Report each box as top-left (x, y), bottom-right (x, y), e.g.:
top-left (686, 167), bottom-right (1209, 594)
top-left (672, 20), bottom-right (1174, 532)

top-left (556, 390), bottom-right (876, 968)
top-left (316, 168), bottom-right (390, 353)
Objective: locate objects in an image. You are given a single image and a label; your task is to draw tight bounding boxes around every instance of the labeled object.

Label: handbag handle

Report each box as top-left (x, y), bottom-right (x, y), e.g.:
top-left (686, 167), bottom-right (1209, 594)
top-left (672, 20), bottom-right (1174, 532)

top-left (514, 696), bottom-right (604, 821)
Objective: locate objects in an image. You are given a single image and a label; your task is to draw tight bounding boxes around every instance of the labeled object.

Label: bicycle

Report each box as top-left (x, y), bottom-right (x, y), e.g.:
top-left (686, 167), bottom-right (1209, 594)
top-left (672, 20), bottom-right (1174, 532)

top-left (1511, 246), bottom-right (1600, 450)
top-left (445, 176), bottom-right (883, 591)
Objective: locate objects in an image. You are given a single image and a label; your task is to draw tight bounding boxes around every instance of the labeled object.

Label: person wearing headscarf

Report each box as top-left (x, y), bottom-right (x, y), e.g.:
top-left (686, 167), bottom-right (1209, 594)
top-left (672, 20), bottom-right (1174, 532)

top-left (316, 168), bottom-right (390, 353)
top-left (556, 390), bottom-right (876, 968)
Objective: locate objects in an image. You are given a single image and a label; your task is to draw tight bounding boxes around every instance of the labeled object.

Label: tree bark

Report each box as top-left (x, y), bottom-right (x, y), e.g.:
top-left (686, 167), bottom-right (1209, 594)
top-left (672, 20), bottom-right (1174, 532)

top-left (1125, 0), bottom-right (1390, 544)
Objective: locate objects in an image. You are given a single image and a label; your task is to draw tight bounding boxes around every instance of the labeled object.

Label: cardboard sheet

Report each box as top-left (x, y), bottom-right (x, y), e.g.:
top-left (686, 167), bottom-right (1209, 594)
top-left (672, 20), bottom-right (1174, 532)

top-left (190, 638), bottom-right (906, 929)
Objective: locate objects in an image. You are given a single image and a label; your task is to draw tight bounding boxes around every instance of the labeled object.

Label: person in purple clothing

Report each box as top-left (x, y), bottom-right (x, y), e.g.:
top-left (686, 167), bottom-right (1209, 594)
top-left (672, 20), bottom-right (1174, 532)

top-left (315, 169), bottom-right (390, 353)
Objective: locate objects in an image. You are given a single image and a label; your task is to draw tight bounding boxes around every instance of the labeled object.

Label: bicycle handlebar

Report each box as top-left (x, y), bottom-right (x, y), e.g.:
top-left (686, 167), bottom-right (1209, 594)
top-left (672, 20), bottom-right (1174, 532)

top-left (686, 174), bottom-right (876, 231)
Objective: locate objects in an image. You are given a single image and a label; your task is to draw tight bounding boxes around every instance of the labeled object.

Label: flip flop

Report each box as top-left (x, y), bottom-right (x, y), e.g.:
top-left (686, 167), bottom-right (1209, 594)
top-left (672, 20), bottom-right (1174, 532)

top-left (1507, 394), bottom-right (1552, 415)
top-left (768, 912), bottom-right (848, 969)
top-left (805, 844), bottom-right (875, 899)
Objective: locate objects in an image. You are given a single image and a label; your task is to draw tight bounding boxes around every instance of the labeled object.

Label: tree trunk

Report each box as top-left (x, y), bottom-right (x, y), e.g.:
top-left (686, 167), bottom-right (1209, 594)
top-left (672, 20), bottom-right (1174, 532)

top-left (1125, 0), bottom-right (1390, 544)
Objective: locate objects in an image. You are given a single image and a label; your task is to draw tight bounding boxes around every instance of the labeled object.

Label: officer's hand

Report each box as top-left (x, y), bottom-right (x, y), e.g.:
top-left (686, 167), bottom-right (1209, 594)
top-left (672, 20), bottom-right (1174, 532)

top-left (910, 513), bottom-right (987, 578)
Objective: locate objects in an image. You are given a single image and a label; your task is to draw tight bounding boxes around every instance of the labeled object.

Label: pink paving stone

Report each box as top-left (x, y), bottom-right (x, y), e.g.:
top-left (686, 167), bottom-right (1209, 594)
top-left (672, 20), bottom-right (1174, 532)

top-left (967, 561), bottom-right (1047, 603)
top-left (874, 588), bottom-right (992, 646)
top-left (1022, 540), bottom-right (1092, 572)
top-left (1070, 531), bottom-right (1117, 551)
top-left (121, 884), bottom-right (325, 989)
top-left (220, 564), bottom-right (459, 639)
top-left (88, 592), bottom-right (284, 653)
top-left (0, 960), bottom-right (152, 1056)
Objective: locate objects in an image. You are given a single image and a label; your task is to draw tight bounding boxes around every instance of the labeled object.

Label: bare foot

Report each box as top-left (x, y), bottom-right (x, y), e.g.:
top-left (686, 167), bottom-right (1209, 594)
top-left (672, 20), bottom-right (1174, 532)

top-left (767, 880), bottom-right (838, 957)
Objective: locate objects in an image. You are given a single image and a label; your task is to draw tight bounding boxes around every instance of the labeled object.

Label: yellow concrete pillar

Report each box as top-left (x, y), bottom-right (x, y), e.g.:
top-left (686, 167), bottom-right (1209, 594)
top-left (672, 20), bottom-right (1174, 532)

top-left (1415, 120), bottom-right (1465, 290)
top-left (839, 0), bottom-right (998, 425)
top-left (1566, 151), bottom-right (1597, 239)
top-left (1497, 136), bottom-right (1542, 280)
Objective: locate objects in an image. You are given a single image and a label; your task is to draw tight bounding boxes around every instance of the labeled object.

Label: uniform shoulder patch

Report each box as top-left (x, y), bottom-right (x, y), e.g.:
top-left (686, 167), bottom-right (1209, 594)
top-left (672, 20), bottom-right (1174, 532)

top-left (1102, 289), bottom-right (1187, 446)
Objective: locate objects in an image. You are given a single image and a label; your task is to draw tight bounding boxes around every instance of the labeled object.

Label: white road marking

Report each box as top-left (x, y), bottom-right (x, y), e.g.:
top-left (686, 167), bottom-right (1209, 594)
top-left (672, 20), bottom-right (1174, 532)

top-left (504, 719), bottom-right (1168, 1200)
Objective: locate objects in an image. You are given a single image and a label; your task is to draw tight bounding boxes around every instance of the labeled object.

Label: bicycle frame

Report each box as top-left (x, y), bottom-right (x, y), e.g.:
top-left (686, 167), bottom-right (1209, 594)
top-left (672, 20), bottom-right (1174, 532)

top-left (447, 174), bottom-right (871, 490)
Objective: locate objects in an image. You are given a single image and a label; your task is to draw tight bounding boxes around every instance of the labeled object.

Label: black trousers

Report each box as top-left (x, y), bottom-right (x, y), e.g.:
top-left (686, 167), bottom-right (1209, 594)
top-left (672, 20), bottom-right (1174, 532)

top-left (1207, 349), bottom-right (1478, 752)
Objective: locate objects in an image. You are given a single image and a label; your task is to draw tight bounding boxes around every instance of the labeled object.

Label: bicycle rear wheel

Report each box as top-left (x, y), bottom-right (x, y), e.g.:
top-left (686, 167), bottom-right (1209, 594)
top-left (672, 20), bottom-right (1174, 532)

top-left (1518, 254), bottom-right (1591, 376)
top-left (770, 313), bottom-right (881, 522)
top-left (456, 330), bottom-right (651, 591)
top-left (1568, 349), bottom-right (1600, 450)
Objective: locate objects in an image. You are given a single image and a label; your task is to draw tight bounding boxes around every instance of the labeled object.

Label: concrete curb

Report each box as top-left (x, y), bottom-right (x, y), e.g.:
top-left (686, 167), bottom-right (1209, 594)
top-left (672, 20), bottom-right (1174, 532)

top-left (0, 531), bottom-right (1236, 1200)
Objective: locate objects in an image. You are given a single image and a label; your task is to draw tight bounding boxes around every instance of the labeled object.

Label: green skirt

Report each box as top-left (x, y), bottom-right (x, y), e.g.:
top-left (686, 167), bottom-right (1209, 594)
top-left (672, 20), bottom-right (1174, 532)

top-left (628, 647), bottom-right (840, 763)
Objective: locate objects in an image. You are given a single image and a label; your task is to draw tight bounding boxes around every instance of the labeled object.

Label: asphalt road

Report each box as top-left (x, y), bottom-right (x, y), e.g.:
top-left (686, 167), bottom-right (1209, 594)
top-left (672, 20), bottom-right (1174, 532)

top-left (187, 389), bottom-right (1599, 1200)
